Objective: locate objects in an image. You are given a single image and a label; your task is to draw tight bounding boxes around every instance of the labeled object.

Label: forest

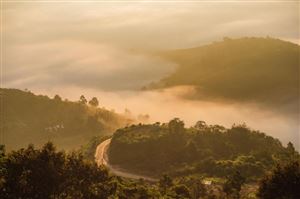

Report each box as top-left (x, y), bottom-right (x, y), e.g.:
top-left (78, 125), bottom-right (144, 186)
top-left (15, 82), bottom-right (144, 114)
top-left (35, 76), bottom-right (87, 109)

top-left (0, 88), bottom-right (132, 150)
top-left (1, 132), bottom-right (299, 199)
top-left (149, 37), bottom-right (299, 116)
top-left (109, 118), bottom-right (299, 181)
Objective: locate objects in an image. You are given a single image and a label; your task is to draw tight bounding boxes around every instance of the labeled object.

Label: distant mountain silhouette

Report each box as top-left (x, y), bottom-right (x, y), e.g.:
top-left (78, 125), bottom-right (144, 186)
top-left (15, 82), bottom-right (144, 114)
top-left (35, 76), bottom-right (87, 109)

top-left (149, 37), bottom-right (299, 115)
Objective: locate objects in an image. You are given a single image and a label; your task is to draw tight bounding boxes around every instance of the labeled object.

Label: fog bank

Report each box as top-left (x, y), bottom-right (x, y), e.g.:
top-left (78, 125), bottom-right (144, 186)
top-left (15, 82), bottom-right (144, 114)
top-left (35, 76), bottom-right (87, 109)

top-left (27, 86), bottom-right (299, 150)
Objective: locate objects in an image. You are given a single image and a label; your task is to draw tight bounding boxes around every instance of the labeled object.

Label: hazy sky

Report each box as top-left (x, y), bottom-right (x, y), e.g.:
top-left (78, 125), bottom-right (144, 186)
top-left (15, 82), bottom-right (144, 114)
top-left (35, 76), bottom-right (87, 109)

top-left (2, 1), bottom-right (299, 147)
top-left (3, 1), bottom-right (299, 90)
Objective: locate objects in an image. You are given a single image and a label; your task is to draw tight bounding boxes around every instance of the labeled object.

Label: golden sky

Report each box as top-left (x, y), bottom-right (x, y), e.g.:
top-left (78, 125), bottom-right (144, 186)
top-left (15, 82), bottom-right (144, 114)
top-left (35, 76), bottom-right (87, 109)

top-left (1, 1), bottom-right (299, 148)
top-left (2, 1), bottom-right (299, 90)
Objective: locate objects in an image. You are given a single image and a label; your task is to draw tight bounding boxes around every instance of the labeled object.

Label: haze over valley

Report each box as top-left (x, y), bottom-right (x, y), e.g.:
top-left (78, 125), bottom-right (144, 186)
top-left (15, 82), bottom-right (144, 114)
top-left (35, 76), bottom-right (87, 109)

top-left (3, 2), bottom-right (299, 150)
top-left (1, 1), bottom-right (300, 198)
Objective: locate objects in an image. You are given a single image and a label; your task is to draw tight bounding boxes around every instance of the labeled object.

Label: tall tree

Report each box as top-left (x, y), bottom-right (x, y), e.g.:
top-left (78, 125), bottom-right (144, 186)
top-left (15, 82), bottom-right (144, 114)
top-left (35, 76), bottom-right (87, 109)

top-left (168, 118), bottom-right (184, 134)
top-left (89, 97), bottom-right (99, 107)
top-left (79, 95), bottom-right (87, 105)
top-left (194, 120), bottom-right (207, 130)
top-left (54, 94), bottom-right (62, 101)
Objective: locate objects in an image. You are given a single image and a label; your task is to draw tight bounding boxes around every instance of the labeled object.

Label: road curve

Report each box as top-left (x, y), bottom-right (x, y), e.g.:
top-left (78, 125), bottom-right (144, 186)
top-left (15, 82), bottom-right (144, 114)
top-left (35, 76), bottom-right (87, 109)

top-left (95, 138), bottom-right (158, 182)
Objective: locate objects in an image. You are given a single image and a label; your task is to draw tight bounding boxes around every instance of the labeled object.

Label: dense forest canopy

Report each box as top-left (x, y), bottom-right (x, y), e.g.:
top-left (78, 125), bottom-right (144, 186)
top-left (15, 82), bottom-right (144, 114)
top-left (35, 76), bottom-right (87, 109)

top-left (2, 142), bottom-right (299, 199)
top-left (149, 37), bottom-right (299, 116)
top-left (0, 88), bottom-right (132, 150)
top-left (109, 119), bottom-right (299, 179)
top-left (0, 143), bottom-right (160, 199)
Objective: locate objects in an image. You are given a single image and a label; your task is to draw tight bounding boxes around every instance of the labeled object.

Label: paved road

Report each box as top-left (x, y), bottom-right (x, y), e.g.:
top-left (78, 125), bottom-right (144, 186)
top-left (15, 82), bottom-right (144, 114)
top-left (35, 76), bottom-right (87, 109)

top-left (95, 138), bottom-right (158, 182)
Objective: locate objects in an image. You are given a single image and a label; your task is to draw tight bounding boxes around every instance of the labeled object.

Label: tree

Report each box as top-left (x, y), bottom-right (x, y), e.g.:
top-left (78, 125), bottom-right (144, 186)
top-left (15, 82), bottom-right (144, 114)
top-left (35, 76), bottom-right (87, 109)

top-left (194, 120), bottom-right (207, 130)
top-left (159, 174), bottom-right (173, 195)
top-left (257, 161), bottom-right (300, 199)
top-left (0, 145), bottom-right (5, 191)
top-left (171, 184), bottom-right (191, 199)
top-left (287, 142), bottom-right (295, 152)
top-left (0, 142), bottom-right (115, 199)
top-left (168, 118), bottom-right (184, 134)
top-left (54, 94), bottom-right (62, 101)
top-left (79, 95), bottom-right (87, 105)
top-left (223, 171), bottom-right (245, 199)
top-left (89, 97), bottom-right (99, 107)
top-left (286, 142), bottom-right (298, 159)
top-left (190, 179), bottom-right (206, 199)
top-left (0, 145), bottom-right (4, 159)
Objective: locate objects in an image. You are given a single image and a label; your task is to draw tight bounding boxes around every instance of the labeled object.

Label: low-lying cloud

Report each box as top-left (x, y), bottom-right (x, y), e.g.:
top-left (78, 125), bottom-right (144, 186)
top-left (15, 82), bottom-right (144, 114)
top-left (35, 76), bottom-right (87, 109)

top-left (2, 1), bottom-right (299, 149)
top-left (3, 41), bottom-right (176, 90)
top-left (28, 86), bottom-right (299, 150)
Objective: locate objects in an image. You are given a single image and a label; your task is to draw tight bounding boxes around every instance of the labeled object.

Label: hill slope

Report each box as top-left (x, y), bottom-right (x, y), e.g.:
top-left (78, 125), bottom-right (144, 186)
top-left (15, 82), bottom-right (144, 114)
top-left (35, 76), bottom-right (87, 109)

top-left (150, 37), bottom-right (299, 115)
top-left (108, 119), bottom-right (299, 179)
top-left (0, 88), bottom-right (131, 150)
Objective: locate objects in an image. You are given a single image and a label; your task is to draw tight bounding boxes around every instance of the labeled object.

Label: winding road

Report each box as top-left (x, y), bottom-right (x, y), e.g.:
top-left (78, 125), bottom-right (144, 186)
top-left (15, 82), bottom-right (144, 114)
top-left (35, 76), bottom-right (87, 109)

top-left (95, 138), bottom-right (158, 182)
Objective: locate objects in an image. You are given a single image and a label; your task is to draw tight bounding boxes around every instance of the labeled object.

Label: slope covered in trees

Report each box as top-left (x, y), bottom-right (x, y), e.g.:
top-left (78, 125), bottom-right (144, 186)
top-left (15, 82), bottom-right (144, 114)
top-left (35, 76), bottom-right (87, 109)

top-left (1, 141), bottom-right (299, 198)
top-left (109, 119), bottom-right (299, 180)
top-left (0, 88), bottom-right (132, 150)
top-left (150, 37), bottom-right (299, 115)
top-left (0, 143), bottom-right (161, 199)
top-left (257, 160), bottom-right (300, 199)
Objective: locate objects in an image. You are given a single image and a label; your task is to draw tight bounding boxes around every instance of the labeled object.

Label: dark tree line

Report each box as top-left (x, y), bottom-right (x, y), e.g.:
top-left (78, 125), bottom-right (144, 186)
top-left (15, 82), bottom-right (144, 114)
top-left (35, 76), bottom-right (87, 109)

top-left (1, 142), bottom-right (299, 199)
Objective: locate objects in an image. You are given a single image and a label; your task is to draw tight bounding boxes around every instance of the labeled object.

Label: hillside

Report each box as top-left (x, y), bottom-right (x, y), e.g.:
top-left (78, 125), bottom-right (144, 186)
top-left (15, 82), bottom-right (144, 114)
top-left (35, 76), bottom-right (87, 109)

top-left (108, 119), bottom-right (299, 179)
top-left (150, 37), bottom-right (299, 115)
top-left (0, 88), bottom-right (132, 150)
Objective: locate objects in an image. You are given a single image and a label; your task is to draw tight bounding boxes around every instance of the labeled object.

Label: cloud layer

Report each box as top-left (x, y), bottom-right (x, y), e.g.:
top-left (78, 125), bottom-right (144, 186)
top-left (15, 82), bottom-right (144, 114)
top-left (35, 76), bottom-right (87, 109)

top-left (3, 1), bottom-right (299, 90)
top-left (3, 41), bottom-right (175, 90)
top-left (2, 1), bottom-right (299, 148)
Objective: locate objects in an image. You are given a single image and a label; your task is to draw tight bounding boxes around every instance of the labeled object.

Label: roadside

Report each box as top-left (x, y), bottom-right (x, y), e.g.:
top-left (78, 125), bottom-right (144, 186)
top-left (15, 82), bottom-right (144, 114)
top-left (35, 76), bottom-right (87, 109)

top-left (95, 138), bottom-right (158, 182)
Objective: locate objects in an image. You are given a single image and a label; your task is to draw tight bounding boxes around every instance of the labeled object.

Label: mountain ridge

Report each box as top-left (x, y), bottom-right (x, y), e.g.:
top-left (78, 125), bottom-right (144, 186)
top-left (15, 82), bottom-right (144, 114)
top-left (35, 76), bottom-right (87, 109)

top-left (148, 37), bottom-right (299, 115)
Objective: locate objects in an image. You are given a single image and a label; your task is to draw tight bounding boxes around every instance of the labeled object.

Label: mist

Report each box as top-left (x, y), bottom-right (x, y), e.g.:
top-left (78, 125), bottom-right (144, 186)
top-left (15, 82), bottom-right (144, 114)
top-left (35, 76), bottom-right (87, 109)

top-left (3, 41), bottom-right (176, 90)
top-left (24, 85), bottom-right (299, 150)
top-left (2, 1), bottom-right (299, 149)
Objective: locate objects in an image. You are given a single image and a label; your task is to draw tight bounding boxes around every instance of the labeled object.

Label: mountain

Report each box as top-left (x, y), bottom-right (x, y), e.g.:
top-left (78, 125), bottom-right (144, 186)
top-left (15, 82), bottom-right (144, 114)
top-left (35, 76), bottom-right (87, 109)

top-left (149, 37), bottom-right (299, 115)
top-left (0, 88), bottom-right (132, 150)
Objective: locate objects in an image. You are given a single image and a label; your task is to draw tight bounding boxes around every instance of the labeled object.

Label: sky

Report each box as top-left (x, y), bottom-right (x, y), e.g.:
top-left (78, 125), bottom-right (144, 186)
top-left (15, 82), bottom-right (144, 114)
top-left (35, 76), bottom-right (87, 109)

top-left (2, 1), bottom-right (299, 90)
top-left (1, 0), bottom-right (299, 147)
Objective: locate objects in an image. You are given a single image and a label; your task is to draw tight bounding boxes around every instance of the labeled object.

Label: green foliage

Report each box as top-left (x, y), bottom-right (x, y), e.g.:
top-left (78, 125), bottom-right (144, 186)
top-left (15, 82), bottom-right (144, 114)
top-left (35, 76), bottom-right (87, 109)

top-left (89, 97), bottom-right (99, 107)
top-left (223, 171), bottom-right (246, 198)
top-left (79, 95), bottom-right (87, 105)
top-left (54, 95), bottom-right (62, 101)
top-left (0, 142), bottom-right (112, 199)
top-left (189, 178), bottom-right (207, 199)
top-left (168, 118), bottom-right (185, 134)
top-left (171, 184), bottom-right (191, 199)
top-left (0, 143), bottom-right (162, 199)
top-left (1, 88), bottom-right (130, 150)
top-left (1, 142), bottom-right (216, 199)
top-left (109, 119), bottom-right (297, 180)
top-left (2, 141), bottom-right (296, 199)
top-left (257, 160), bottom-right (300, 199)
top-left (159, 174), bottom-right (173, 194)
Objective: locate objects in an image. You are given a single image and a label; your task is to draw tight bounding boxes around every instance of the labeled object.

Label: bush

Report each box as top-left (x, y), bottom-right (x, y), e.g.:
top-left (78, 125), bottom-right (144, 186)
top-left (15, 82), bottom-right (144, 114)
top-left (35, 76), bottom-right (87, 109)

top-left (257, 160), bottom-right (300, 199)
